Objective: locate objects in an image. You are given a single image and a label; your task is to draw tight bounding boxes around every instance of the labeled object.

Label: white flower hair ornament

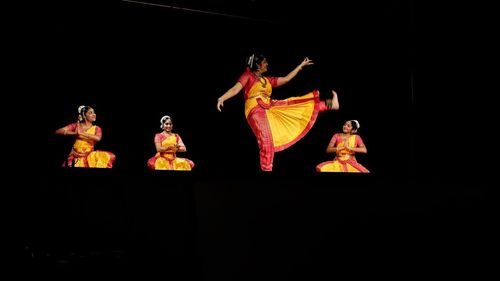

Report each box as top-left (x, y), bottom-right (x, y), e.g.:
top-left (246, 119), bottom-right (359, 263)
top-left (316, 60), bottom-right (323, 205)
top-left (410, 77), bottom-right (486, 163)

top-left (78, 105), bottom-right (86, 122)
top-left (352, 120), bottom-right (360, 129)
top-left (160, 115), bottom-right (171, 129)
top-left (247, 54), bottom-right (255, 68)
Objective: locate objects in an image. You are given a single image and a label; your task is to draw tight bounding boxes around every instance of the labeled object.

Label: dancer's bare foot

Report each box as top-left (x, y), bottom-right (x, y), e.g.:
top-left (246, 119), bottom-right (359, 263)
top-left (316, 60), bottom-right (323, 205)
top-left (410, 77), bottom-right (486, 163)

top-left (325, 90), bottom-right (339, 110)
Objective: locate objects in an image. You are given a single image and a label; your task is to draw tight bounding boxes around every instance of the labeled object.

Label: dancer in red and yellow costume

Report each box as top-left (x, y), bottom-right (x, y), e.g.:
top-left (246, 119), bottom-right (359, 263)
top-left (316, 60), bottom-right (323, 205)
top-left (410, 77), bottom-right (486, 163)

top-left (316, 120), bottom-right (369, 173)
top-left (147, 115), bottom-right (194, 171)
top-left (217, 54), bottom-right (339, 171)
top-left (55, 105), bottom-right (116, 168)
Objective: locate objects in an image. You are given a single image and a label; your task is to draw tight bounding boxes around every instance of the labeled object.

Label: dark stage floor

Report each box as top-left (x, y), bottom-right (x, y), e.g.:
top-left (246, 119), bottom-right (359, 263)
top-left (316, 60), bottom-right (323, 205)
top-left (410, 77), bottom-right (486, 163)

top-left (15, 169), bottom-right (495, 279)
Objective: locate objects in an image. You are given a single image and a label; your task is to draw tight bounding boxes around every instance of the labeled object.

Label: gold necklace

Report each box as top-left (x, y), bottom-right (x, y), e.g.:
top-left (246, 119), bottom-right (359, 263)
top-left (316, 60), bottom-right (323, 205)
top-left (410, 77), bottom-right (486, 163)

top-left (254, 73), bottom-right (267, 88)
top-left (80, 123), bottom-right (92, 131)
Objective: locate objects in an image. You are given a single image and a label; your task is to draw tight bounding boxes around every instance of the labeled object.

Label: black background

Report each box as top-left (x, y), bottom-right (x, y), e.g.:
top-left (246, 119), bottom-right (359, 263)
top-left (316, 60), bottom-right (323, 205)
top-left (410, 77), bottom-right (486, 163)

top-left (28, 0), bottom-right (412, 178)
top-left (13, 0), bottom-right (495, 279)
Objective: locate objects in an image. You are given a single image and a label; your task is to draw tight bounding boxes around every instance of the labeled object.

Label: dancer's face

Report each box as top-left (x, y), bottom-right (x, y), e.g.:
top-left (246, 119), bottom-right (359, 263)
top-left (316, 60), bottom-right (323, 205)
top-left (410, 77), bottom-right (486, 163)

top-left (85, 108), bottom-right (96, 122)
top-left (259, 58), bottom-right (268, 73)
top-left (342, 121), bottom-right (353, 134)
top-left (163, 120), bottom-right (173, 132)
